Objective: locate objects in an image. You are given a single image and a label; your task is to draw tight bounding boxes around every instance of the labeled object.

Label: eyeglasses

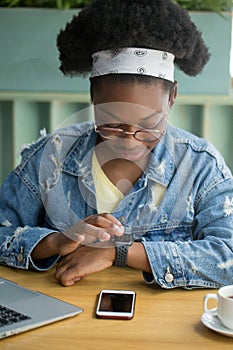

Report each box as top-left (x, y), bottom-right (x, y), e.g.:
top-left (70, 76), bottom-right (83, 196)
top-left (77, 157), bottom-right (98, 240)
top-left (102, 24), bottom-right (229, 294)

top-left (94, 122), bottom-right (167, 142)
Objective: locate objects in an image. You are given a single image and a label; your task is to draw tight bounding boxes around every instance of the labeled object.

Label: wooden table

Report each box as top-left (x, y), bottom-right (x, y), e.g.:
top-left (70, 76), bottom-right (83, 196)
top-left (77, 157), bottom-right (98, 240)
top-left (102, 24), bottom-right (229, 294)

top-left (0, 265), bottom-right (232, 349)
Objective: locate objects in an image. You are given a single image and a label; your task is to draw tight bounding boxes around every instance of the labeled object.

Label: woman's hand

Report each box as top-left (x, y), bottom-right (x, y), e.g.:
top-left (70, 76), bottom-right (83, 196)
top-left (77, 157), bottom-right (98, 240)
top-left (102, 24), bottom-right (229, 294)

top-left (63, 213), bottom-right (124, 247)
top-left (31, 213), bottom-right (124, 260)
top-left (54, 240), bottom-right (153, 286)
top-left (54, 244), bottom-right (116, 286)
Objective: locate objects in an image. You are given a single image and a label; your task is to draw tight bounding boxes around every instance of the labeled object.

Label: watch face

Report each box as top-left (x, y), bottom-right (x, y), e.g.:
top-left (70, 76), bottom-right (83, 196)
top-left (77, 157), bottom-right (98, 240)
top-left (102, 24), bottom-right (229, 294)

top-left (114, 233), bottom-right (133, 245)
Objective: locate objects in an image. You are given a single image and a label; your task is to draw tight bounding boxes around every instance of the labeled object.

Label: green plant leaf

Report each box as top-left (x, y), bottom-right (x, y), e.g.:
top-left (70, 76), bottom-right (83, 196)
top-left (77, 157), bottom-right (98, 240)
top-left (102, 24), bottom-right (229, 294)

top-left (0, 0), bottom-right (92, 9)
top-left (0, 0), bottom-right (232, 11)
top-left (173, 0), bottom-right (233, 12)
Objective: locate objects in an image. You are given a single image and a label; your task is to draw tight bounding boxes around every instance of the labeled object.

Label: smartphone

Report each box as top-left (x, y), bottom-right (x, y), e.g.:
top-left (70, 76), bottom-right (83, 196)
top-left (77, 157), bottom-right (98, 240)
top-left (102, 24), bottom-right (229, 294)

top-left (96, 289), bottom-right (136, 320)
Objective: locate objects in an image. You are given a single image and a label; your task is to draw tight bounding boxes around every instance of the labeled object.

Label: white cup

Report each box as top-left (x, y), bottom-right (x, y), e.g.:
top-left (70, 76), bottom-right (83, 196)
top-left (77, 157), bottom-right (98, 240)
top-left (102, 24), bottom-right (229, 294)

top-left (204, 285), bottom-right (233, 330)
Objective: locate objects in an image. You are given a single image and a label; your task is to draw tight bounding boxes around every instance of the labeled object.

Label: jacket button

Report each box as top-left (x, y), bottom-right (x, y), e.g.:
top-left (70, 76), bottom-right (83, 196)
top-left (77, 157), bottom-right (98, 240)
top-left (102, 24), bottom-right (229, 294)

top-left (17, 247), bottom-right (24, 263)
top-left (17, 253), bottom-right (23, 263)
top-left (165, 267), bottom-right (174, 283)
top-left (118, 216), bottom-right (125, 224)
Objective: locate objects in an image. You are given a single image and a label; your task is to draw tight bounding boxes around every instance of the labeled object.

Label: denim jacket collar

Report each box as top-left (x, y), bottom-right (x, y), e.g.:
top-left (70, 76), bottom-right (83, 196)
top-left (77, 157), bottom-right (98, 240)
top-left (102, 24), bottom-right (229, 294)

top-left (61, 122), bottom-right (174, 187)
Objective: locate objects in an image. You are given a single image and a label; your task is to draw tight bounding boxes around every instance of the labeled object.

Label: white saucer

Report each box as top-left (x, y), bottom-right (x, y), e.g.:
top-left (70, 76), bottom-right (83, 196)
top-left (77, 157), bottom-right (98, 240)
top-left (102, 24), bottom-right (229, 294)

top-left (201, 312), bottom-right (233, 337)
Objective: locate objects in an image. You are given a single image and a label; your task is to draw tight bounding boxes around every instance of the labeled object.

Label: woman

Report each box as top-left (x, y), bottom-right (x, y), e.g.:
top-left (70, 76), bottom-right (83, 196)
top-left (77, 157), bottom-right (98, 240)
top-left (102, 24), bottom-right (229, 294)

top-left (0, 0), bottom-right (232, 289)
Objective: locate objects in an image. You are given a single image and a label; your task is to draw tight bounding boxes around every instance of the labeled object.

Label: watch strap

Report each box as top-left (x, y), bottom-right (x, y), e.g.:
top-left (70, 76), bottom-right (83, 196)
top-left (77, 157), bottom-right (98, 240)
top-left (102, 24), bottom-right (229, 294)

top-left (114, 244), bottom-right (129, 267)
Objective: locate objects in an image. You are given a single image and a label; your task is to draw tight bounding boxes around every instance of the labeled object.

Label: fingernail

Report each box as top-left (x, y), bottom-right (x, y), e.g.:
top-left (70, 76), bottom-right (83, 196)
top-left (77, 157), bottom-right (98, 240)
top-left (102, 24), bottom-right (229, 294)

top-left (76, 234), bottom-right (85, 242)
top-left (102, 232), bottom-right (111, 240)
top-left (114, 225), bottom-right (124, 234)
top-left (115, 220), bottom-right (123, 226)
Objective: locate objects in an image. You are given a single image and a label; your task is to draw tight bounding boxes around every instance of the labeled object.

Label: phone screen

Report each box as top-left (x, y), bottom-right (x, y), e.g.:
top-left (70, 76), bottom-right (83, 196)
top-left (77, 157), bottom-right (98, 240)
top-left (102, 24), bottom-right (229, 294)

top-left (96, 290), bottom-right (136, 319)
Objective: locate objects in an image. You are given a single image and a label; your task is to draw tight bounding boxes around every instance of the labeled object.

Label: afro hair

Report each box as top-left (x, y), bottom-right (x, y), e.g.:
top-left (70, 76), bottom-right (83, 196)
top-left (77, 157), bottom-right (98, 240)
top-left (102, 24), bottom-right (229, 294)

top-left (57, 0), bottom-right (210, 78)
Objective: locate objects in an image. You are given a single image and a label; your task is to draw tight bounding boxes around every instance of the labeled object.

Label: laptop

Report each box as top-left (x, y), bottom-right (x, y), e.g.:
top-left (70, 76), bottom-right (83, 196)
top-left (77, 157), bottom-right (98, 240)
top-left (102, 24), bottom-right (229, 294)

top-left (0, 277), bottom-right (83, 339)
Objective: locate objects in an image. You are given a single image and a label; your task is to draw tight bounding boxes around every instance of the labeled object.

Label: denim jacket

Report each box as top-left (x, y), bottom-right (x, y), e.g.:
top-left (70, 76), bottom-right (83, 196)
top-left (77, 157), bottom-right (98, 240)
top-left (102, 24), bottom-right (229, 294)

top-left (0, 121), bottom-right (233, 289)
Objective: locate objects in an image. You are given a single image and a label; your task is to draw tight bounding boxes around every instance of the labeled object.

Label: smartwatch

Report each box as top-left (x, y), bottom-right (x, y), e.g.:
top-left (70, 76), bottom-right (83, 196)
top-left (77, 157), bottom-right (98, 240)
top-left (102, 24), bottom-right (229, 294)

top-left (114, 234), bottom-right (133, 268)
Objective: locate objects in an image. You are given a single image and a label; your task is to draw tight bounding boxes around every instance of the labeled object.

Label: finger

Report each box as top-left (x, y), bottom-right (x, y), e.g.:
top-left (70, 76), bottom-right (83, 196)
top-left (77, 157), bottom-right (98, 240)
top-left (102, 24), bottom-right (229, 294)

top-left (54, 260), bottom-right (69, 280)
top-left (55, 267), bottom-right (82, 287)
top-left (84, 213), bottom-right (123, 231)
top-left (66, 277), bottom-right (82, 286)
top-left (55, 258), bottom-right (75, 281)
top-left (93, 213), bottom-right (123, 228)
top-left (63, 220), bottom-right (124, 243)
top-left (63, 221), bottom-right (110, 242)
top-left (84, 215), bottom-right (124, 236)
top-left (81, 220), bottom-right (124, 239)
top-left (56, 257), bottom-right (84, 286)
top-left (55, 265), bottom-right (82, 287)
top-left (61, 228), bottom-right (86, 243)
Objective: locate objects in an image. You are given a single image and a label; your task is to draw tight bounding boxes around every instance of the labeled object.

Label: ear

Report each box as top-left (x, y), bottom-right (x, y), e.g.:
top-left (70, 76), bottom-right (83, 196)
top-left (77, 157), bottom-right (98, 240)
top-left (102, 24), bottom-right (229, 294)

top-left (169, 81), bottom-right (178, 108)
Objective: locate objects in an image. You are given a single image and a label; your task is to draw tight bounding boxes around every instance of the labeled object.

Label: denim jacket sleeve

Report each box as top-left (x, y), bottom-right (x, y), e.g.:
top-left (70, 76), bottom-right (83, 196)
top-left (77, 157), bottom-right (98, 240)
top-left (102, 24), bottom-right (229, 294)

top-left (0, 122), bottom-right (95, 272)
top-left (0, 147), bottom-right (60, 271)
top-left (142, 154), bottom-right (233, 290)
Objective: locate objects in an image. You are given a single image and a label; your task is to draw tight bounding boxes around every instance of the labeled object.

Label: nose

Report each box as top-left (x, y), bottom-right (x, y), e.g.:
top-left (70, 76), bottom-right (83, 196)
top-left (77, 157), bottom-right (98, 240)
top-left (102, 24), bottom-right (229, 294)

top-left (123, 125), bottom-right (137, 140)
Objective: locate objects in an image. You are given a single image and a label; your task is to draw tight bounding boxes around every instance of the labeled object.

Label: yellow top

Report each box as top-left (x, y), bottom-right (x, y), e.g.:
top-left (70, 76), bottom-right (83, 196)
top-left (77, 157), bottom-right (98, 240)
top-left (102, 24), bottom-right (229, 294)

top-left (92, 151), bottom-right (124, 213)
top-left (92, 151), bottom-right (166, 213)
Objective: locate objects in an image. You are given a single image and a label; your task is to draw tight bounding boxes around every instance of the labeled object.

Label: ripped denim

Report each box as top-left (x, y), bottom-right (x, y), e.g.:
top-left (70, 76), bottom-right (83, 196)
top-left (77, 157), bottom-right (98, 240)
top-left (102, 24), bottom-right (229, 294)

top-left (0, 122), bottom-right (233, 289)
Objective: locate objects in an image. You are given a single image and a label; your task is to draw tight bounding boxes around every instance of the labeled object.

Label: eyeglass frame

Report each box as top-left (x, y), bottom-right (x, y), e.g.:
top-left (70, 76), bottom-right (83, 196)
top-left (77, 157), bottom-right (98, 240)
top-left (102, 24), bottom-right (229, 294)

top-left (94, 104), bottom-right (169, 143)
top-left (94, 123), bottom-right (167, 142)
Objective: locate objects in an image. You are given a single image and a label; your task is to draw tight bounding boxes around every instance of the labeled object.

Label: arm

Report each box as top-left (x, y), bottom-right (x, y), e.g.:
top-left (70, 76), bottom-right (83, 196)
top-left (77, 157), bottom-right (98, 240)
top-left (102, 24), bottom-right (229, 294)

top-left (0, 171), bottom-right (59, 271)
top-left (54, 241), bottom-right (151, 287)
top-left (0, 170), bottom-right (124, 271)
top-left (31, 213), bottom-right (124, 260)
top-left (128, 242), bottom-right (151, 272)
top-left (141, 177), bottom-right (233, 289)
top-left (55, 177), bottom-right (233, 288)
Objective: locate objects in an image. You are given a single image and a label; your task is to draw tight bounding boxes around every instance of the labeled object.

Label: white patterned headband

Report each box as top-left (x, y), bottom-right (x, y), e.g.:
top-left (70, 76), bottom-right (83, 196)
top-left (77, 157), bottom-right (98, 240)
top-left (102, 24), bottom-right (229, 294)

top-left (91, 47), bottom-right (175, 82)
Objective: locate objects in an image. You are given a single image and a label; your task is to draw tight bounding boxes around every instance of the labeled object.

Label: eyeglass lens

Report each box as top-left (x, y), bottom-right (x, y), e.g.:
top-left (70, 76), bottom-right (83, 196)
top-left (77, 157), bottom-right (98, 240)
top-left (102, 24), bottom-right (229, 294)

top-left (97, 128), bottom-right (164, 142)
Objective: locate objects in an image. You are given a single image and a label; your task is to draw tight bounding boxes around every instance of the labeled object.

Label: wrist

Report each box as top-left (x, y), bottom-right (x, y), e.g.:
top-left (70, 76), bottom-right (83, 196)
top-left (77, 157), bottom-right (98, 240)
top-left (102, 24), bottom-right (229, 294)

top-left (114, 243), bottom-right (132, 267)
top-left (109, 247), bottom-right (117, 265)
top-left (31, 232), bottom-right (59, 260)
top-left (127, 242), bottom-right (152, 273)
